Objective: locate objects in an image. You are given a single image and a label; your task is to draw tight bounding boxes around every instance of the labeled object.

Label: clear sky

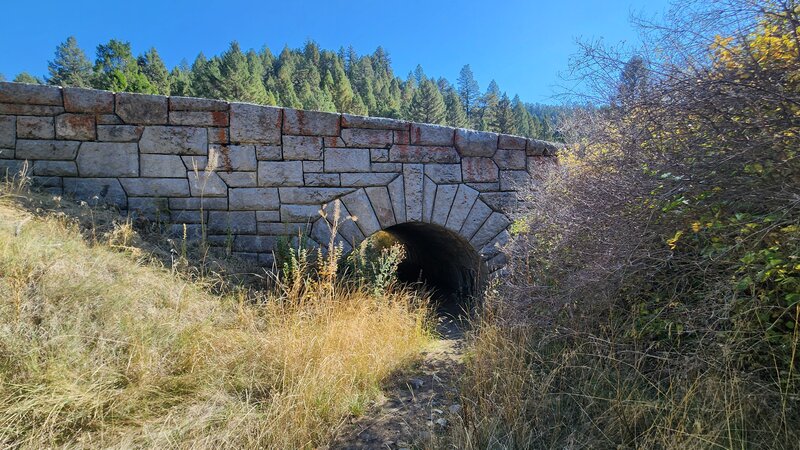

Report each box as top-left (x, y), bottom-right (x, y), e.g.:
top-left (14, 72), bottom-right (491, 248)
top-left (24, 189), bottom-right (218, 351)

top-left (1, 0), bottom-right (671, 103)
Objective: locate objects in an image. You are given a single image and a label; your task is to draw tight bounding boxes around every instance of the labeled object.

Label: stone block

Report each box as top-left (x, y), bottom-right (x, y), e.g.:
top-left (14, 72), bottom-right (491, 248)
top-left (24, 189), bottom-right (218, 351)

top-left (320, 200), bottom-right (365, 245)
top-left (0, 104), bottom-right (63, 115)
top-left (139, 126), bottom-right (207, 155)
top-left (63, 88), bottom-right (113, 113)
top-left (462, 157), bottom-right (499, 182)
top-left (96, 114), bottom-right (122, 125)
top-left (323, 136), bottom-right (347, 147)
top-left (455, 129), bottom-right (498, 157)
top-left (0, 82), bottom-right (62, 105)
top-left (340, 172), bottom-right (398, 186)
top-left (365, 186), bottom-right (396, 228)
top-left (370, 148), bottom-right (389, 162)
top-left (218, 171), bottom-right (257, 187)
top-left (169, 96), bottom-right (228, 111)
top-left (63, 178), bottom-right (127, 208)
top-left (0, 148), bottom-right (13, 159)
top-left (181, 155), bottom-right (207, 171)
top-left (128, 197), bottom-right (169, 220)
top-left (493, 148), bottom-right (526, 170)
top-left (500, 170), bottom-right (531, 191)
top-left (371, 162), bottom-right (402, 172)
top-left (116, 92), bottom-right (168, 124)
top-left (121, 178), bottom-right (190, 197)
top-left (55, 114), bottom-right (96, 140)
top-left (393, 129), bottom-right (410, 144)
top-left (466, 182), bottom-right (500, 192)
top-left (0, 159), bottom-right (25, 177)
top-left (403, 164), bottom-right (424, 222)
top-left (169, 197), bottom-right (228, 210)
top-left (229, 103), bottom-right (281, 144)
top-left (303, 160), bottom-right (323, 172)
top-left (140, 154), bottom-right (186, 178)
top-left (411, 123), bottom-right (454, 146)
top-left (0, 116), bottom-right (15, 148)
top-left (283, 135), bottom-right (323, 160)
top-left (526, 138), bottom-right (562, 156)
top-left (229, 187), bottom-right (280, 210)
top-left (258, 161), bottom-right (303, 186)
top-left (341, 114), bottom-right (408, 130)
top-left (280, 204), bottom-right (322, 222)
top-left (208, 211), bottom-right (257, 234)
top-left (16, 140), bottom-right (79, 160)
top-left (170, 209), bottom-right (206, 224)
top-left (431, 184), bottom-right (458, 226)
top-left (17, 116), bottom-right (54, 139)
top-left (445, 184), bottom-right (480, 232)
top-left (256, 222), bottom-right (310, 236)
top-left (208, 127), bottom-right (229, 144)
top-left (77, 142), bottom-right (138, 177)
top-left (256, 210), bottom-right (281, 222)
top-left (388, 145), bottom-right (460, 163)
top-left (305, 173), bottom-right (340, 187)
top-left (233, 235), bottom-right (278, 252)
top-left (97, 125), bottom-right (144, 142)
top-left (33, 160), bottom-right (77, 176)
top-left (255, 145), bottom-right (282, 160)
top-left (279, 187), bottom-right (353, 204)
top-left (209, 144), bottom-right (257, 171)
top-left (425, 164), bottom-right (461, 183)
top-left (388, 175), bottom-right (406, 223)
top-left (169, 110), bottom-right (229, 127)
top-left (340, 189), bottom-right (381, 236)
top-left (459, 199), bottom-right (493, 240)
top-left (498, 134), bottom-right (527, 150)
top-left (187, 170), bottom-right (227, 197)
top-left (481, 192), bottom-right (518, 211)
top-left (341, 128), bottom-right (393, 148)
top-left (283, 108), bottom-right (340, 136)
top-left (324, 147), bottom-right (370, 172)
top-left (31, 175), bottom-right (61, 187)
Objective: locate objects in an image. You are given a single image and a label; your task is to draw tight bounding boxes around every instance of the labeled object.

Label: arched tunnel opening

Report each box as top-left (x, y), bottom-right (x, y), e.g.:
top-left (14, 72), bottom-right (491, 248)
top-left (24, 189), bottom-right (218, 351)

top-left (364, 222), bottom-right (488, 318)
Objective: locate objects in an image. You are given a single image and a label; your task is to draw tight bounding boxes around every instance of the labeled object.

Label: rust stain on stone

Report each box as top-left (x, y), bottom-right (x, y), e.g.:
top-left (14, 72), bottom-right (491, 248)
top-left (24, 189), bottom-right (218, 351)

top-left (219, 145), bottom-right (233, 173)
top-left (211, 111), bottom-right (228, 127)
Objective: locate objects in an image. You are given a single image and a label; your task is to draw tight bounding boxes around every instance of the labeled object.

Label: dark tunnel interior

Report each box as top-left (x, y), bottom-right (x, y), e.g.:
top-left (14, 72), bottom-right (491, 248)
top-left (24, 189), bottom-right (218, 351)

top-left (377, 222), bottom-right (487, 317)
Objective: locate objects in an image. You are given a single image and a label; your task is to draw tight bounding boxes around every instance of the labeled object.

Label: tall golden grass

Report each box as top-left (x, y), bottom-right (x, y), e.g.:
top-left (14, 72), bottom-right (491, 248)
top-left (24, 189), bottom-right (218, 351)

top-left (0, 186), bottom-right (431, 449)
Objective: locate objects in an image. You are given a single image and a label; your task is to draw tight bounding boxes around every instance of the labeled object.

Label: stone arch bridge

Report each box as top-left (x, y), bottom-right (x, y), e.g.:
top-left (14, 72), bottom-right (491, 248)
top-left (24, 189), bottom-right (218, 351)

top-left (0, 82), bottom-right (559, 299)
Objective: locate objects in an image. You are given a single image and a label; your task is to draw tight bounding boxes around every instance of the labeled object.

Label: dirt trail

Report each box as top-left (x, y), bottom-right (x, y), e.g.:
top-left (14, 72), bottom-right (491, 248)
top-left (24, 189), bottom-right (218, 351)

top-left (328, 314), bottom-right (466, 450)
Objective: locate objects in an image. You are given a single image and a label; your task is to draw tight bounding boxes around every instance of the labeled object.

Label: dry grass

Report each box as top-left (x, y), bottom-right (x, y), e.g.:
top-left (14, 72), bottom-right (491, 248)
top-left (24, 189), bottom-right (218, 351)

top-left (0, 187), bottom-right (432, 449)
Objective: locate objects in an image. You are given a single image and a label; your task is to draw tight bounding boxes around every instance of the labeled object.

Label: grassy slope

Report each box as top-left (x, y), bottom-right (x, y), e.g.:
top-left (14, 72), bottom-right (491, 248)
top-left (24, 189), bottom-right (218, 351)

top-left (0, 189), bottom-right (430, 449)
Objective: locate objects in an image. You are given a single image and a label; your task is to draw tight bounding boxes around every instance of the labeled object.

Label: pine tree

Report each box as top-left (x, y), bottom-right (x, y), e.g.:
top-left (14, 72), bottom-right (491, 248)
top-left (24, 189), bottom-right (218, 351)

top-left (479, 80), bottom-right (501, 131)
top-left (511, 95), bottom-right (531, 136)
top-left (93, 39), bottom-right (154, 93)
top-left (13, 72), bottom-right (42, 84)
top-left (495, 93), bottom-right (517, 134)
top-left (211, 42), bottom-right (268, 103)
top-left (408, 79), bottom-right (445, 124)
top-left (169, 60), bottom-right (192, 96)
top-left (444, 89), bottom-right (468, 128)
top-left (47, 36), bottom-right (93, 87)
top-left (138, 48), bottom-right (170, 95)
top-left (457, 64), bottom-right (480, 121)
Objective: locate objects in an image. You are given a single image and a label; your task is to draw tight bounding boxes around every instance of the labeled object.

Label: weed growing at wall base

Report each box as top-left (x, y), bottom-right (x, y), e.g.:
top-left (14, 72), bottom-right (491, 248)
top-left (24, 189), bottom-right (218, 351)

top-left (0, 182), bottom-right (432, 449)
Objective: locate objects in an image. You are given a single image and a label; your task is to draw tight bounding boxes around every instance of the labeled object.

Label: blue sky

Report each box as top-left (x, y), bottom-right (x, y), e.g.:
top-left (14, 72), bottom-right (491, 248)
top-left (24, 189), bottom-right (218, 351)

top-left (1, 0), bottom-right (671, 103)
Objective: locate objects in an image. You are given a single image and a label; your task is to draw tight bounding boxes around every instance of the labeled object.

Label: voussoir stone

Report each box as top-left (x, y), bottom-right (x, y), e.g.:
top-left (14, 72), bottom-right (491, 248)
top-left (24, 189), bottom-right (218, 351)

top-left (283, 108), bottom-right (340, 136)
top-left (55, 114), bottom-right (96, 140)
top-left (77, 142), bottom-right (138, 177)
top-left (116, 92), bottom-right (168, 124)
top-left (139, 126), bottom-right (207, 155)
top-left (0, 82), bottom-right (62, 105)
top-left (230, 103), bottom-right (281, 144)
top-left (63, 88), bottom-right (114, 113)
top-left (411, 123), bottom-right (455, 146)
top-left (455, 129), bottom-right (498, 157)
top-left (365, 186), bottom-right (396, 228)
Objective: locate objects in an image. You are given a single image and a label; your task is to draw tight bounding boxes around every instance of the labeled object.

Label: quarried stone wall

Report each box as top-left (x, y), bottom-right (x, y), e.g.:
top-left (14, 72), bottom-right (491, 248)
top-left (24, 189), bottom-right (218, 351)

top-left (0, 82), bottom-right (559, 272)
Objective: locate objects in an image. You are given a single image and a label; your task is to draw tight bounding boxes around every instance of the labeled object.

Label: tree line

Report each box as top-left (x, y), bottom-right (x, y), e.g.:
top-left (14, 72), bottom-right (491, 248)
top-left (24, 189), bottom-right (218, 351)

top-left (4, 37), bottom-right (561, 140)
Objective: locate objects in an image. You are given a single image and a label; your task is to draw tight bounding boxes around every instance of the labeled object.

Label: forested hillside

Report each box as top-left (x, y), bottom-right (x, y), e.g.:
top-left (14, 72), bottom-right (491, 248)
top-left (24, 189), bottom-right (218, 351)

top-left (4, 37), bottom-right (562, 140)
